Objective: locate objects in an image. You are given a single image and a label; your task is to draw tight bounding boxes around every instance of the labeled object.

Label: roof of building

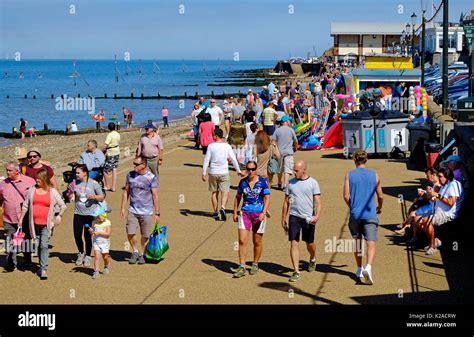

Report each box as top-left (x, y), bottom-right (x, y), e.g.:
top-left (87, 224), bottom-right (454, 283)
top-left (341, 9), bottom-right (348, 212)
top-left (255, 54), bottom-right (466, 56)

top-left (330, 22), bottom-right (406, 35)
top-left (351, 68), bottom-right (421, 78)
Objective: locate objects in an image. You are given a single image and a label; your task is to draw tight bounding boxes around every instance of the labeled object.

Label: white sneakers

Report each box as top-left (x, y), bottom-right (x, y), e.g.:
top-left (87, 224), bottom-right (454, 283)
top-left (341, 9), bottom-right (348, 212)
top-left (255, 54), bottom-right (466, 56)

top-left (362, 264), bottom-right (374, 285)
top-left (355, 265), bottom-right (373, 285)
top-left (424, 238), bottom-right (442, 254)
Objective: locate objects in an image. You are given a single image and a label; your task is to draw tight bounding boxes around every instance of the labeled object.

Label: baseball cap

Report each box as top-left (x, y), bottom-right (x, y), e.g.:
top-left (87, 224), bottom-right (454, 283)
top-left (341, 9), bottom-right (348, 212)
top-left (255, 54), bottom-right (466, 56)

top-left (91, 206), bottom-right (107, 217)
top-left (143, 123), bottom-right (155, 129)
top-left (281, 115), bottom-right (292, 123)
top-left (441, 155), bottom-right (461, 165)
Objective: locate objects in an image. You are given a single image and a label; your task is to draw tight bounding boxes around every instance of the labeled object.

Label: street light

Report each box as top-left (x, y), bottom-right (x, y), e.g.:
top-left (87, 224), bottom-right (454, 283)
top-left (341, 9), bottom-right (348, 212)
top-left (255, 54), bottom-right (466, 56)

top-left (421, 0), bottom-right (427, 86)
top-left (411, 13), bottom-right (417, 65)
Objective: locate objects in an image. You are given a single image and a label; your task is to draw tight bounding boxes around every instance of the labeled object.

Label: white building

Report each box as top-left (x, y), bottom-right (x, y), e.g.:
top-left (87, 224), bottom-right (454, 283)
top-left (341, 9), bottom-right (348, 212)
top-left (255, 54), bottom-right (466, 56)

top-left (424, 23), bottom-right (464, 64)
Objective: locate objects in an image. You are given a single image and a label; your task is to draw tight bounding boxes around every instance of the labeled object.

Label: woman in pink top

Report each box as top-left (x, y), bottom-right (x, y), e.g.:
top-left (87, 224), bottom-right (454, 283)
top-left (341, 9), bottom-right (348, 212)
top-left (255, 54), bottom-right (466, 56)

top-left (19, 169), bottom-right (66, 280)
top-left (198, 113), bottom-right (215, 155)
top-left (161, 106), bottom-right (169, 128)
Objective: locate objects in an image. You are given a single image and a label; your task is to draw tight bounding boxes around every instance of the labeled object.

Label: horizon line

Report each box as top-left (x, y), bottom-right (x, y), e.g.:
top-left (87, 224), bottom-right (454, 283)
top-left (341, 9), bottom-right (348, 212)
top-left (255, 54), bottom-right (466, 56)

top-left (0, 58), bottom-right (279, 62)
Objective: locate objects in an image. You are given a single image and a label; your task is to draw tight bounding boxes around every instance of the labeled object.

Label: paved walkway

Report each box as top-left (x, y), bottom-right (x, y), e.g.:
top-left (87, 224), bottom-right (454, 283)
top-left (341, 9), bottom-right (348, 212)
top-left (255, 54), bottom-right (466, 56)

top-left (0, 138), bottom-right (453, 304)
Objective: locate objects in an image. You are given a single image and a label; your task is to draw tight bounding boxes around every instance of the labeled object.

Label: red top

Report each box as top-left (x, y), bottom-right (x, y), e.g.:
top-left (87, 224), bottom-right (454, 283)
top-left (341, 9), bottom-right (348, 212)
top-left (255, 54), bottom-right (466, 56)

top-left (199, 121), bottom-right (215, 147)
top-left (33, 190), bottom-right (51, 225)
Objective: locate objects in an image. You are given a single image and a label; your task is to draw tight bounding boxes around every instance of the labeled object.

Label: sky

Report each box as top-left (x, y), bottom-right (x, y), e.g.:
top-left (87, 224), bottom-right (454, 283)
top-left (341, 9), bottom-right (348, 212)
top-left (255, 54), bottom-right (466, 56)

top-left (0, 0), bottom-right (472, 60)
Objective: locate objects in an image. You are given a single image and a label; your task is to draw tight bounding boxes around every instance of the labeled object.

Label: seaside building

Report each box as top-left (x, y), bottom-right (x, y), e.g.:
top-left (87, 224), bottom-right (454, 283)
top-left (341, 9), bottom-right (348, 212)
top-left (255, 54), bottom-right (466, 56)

top-left (330, 22), bottom-right (413, 63)
top-left (424, 22), bottom-right (465, 65)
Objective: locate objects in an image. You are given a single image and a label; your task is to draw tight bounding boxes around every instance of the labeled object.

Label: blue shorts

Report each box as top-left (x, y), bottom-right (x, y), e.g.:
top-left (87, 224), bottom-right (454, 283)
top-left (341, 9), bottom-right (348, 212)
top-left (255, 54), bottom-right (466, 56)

top-left (348, 218), bottom-right (378, 241)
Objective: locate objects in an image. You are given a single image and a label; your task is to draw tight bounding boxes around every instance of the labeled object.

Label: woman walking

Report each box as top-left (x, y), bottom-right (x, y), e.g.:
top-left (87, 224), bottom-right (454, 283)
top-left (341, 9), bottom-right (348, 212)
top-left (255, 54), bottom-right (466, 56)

top-left (253, 130), bottom-right (280, 187)
top-left (232, 160), bottom-right (270, 278)
top-left (69, 164), bottom-right (105, 267)
top-left (18, 169), bottom-right (66, 280)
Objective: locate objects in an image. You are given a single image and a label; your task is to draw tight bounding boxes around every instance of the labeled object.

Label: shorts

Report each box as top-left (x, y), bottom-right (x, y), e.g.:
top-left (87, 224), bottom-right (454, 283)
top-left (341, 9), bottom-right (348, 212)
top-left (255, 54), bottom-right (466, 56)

top-left (104, 155), bottom-right (120, 172)
top-left (208, 174), bottom-right (230, 192)
top-left (264, 125), bottom-right (275, 136)
top-left (126, 212), bottom-right (154, 238)
top-left (415, 204), bottom-right (433, 217)
top-left (288, 215), bottom-right (315, 243)
top-left (237, 211), bottom-right (266, 234)
top-left (348, 218), bottom-right (378, 241)
top-left (93, 237), bottom-right (110, 254)
top-left (279, 155), bottom-right (294, 174)
top-left (431, 210), bottom-right (452, 226)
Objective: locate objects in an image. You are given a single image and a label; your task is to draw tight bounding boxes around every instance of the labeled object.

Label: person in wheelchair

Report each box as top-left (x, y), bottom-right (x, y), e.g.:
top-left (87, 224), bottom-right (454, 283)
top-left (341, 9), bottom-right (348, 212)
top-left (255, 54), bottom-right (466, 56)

top-left (78, 140), bottom-right (105, 181)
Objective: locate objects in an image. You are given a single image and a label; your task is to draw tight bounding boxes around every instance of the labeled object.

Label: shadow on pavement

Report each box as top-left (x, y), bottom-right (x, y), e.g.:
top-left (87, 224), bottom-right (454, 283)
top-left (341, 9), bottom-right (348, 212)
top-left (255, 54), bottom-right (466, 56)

top-left (255, 262), bottom-right (293, 278)
top-left (315, 263), bottom-right (363, 284)
top-left (50, 252), bottom-right (77, 264)
top-left (71, 266), bottom-right (94, 276)
top-left (259, 282), bottom-right (342, 305)
top-left (180, 209), bottom-right (215, 218)
top-left (202, 258), bottom-right (237, 274)
top-left (183, 163), bottom-right (202, 168)
top-left (321, 153), bottom-right (344, 160)
top-left (382, 185), bottom-right (418, 199)
top-left (109, 250), bottom-right (130, 262)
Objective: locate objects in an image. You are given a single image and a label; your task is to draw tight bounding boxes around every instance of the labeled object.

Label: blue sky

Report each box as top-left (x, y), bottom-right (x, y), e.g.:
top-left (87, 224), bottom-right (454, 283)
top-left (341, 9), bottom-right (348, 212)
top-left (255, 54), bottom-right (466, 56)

top-left (1, 0), bottom-right (472, 60)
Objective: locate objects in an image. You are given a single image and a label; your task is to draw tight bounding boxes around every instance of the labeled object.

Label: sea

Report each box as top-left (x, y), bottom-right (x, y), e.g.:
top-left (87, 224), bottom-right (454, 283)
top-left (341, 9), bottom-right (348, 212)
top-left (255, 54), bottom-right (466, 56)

top-left (0, 59), bottom-right (274, 136)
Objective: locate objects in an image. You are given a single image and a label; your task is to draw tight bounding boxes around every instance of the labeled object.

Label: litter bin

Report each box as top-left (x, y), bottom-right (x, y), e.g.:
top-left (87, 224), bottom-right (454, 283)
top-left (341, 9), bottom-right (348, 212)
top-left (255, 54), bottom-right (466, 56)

top-left (341, 110), bottom-right (375, 155)
top-left (407, 123), bottom-right (434, 167)
top-left (374, 110), bottom-right (409, 154)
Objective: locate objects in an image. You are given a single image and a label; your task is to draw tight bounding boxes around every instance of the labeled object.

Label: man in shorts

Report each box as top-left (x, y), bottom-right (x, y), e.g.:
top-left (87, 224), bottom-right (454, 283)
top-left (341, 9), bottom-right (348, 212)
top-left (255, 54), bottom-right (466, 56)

top-left (102, 122), bottom-right (121, 192)
top-left (232, 160), bottom-right (270, 278)
top-left (281, 160), bottom-right (321, 282)
top-left (120, 156), bottom-right (160, 265)
top-left (273, 115), bottom-right (298, 190)
top-left (343, 150), bottom-right (383, 285)
top-left (202, 128), bottom-right (243, 221)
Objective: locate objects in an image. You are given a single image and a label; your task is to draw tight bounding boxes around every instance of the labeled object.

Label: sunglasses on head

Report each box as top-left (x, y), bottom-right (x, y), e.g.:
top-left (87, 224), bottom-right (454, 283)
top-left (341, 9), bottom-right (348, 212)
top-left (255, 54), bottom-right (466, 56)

top-left (246, 167), bottom-right (257, 171)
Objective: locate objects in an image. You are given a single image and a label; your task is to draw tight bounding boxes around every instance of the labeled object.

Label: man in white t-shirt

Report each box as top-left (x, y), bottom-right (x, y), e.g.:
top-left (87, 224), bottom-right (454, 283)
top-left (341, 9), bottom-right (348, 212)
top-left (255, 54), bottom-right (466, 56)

top-left (202, 128), bottom-right (244, 221)
top-left (206, 99), bottom-right (224, 127)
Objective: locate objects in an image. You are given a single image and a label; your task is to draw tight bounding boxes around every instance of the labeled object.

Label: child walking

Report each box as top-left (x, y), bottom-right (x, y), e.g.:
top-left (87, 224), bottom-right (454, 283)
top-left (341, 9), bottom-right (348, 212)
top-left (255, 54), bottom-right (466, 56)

top-left (88, 206), bottom-right (112, 279)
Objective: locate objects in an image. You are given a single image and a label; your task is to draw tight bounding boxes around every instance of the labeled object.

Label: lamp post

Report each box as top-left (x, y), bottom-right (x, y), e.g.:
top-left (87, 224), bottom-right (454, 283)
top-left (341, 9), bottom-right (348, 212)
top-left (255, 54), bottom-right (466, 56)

top-left (411, 12), bottom-right (417, 66)
top-left (421, 0), bottom-right (427, 86)
top-left (442, 0), bottom-right (449, 115)
top-left (401, 30), bottom-right (406, 55)
top-left (405, 23), bottom-right (411, 57)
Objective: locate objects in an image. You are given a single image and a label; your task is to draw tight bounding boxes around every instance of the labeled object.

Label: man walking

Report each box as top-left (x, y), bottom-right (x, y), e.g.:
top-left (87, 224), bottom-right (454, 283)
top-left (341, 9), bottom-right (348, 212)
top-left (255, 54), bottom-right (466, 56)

top-left (121, 156), bottom-right (160, 265)
top-left (202, 128), bottom-right (243, 221)
top-left (78, 140), bottom-right (105, 181)
top-left (281, 160), bottom-right (321, 282)
top-left (343, 150), bottom-right (383, 285)
top-left (25, 149), bottom-right (58, 190)
top-left (136, 123), bottom-right (164, 179)
top-left (102, 122), bottom-right (121, 192)
top-left (0, 162), bottom-right (36, 271)
top-left (261, 100), bottom-right (278, 136)
top-left (272, 115), bottom-right (298, 190)
top-left (206, 99), bottom-right (224, 128)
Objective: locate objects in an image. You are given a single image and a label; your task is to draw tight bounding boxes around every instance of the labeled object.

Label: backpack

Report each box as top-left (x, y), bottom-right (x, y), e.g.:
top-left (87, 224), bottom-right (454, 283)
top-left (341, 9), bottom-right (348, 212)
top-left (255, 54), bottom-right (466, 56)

top-left (267, 145), bottom-right (280, 175)
top-left (196, 108), bottom-right (208, 125)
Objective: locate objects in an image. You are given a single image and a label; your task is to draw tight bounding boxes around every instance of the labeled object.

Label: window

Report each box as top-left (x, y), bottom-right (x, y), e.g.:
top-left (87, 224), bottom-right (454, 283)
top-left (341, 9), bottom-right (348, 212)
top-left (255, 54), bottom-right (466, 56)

top-left (438, 33), bottom-right (457, 49)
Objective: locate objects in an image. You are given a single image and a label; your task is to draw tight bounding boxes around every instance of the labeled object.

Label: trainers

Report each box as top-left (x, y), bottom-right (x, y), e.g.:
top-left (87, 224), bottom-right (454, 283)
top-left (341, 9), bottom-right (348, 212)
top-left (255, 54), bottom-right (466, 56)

top-left (425, 247), bottom-right (438, 256)
top-left (219, 208), bottom-right (227, 221)
top-left (129, 252), bottom-right (139, 264)
top-left (92, 271), bottom-right (100, 279)
top-left (249, 264), bottom-right (259, 275)
top-left (83, 256), bottom-right (92, 267)
top-left (233, 265), bottom-right (246, 278)
top-left (289, 272), bottom-right (301, 282)
top-left (212, 212), bottom-right (220, 221)
top-left (355, 267), bottom-right (364, 279)
top-left (308, 259), bottom-right (317, 272)
top-left (362, 266), bottom-right (374, 285)
top-left (103, 266), bottom-right (110, 275)
top-left (138, 255), bottom-right (146, 264)
top-left (424, 238), bottom-right (442, 251)
top-left (40, 270), bottom-right (48, 280)
top-left (75, 252), bottom-right (84, 266)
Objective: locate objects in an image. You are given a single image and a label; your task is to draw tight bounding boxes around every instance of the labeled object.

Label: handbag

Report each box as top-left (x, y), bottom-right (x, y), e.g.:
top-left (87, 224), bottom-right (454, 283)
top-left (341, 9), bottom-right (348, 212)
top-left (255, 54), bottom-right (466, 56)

top-left (145, 223), bottom-right (169, 261)
top-left (267, 145), bottom-right (280, 175)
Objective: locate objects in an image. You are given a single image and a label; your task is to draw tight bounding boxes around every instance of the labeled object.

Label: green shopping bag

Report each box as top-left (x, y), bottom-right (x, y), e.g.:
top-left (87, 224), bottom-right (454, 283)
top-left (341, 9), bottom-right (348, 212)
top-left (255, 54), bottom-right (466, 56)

top-left (145, 223), bottom-right (169, 261)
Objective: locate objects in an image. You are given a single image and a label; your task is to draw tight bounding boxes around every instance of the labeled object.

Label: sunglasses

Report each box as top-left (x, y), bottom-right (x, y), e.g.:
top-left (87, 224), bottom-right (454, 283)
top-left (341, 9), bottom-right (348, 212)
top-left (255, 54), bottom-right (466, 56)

top-left (27, 155), bottom-right (38, 159)
top-left (133, 162), bottom-right (144, 166)
top-left (246, 167), bottom-right (257, 171)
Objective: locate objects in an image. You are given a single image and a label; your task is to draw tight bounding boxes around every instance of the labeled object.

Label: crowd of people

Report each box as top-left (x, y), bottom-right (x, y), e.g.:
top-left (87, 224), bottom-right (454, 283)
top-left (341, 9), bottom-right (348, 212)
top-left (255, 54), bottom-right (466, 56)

top-left (1, 65), bottom-right (466, 286)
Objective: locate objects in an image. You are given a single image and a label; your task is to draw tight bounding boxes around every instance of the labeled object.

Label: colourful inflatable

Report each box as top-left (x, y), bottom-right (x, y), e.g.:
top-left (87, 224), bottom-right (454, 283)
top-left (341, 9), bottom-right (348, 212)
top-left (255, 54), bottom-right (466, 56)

top-left (294, 123), bottom-right (310, 134)
top-left (322, 121), bottom-right (343, 149)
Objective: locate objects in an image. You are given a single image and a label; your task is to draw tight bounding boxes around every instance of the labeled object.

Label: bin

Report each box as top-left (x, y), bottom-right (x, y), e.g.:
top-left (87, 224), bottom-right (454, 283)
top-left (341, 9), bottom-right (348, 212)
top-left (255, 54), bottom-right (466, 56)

top-left (407, 123), bottom-right (434, 167)
top-left (374, 110), bottom-right (409, 154)
top-left (341, 110), bottom-right (375, 155)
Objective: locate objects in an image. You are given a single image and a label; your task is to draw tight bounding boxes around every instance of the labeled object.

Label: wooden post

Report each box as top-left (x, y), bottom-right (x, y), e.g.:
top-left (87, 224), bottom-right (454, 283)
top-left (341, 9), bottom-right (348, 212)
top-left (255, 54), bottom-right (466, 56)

top-left (44, 123), bottom-right (48, 131)
top-left (131, 93), bottom-right (134, 98)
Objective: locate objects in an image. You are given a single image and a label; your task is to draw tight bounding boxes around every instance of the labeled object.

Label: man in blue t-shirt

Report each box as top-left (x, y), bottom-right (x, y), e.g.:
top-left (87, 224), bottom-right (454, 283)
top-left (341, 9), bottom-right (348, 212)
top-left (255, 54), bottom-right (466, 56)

top-left (232, 161), bottom-right (270, 278)
top-left (343, 150), bottom-right (383, 285)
